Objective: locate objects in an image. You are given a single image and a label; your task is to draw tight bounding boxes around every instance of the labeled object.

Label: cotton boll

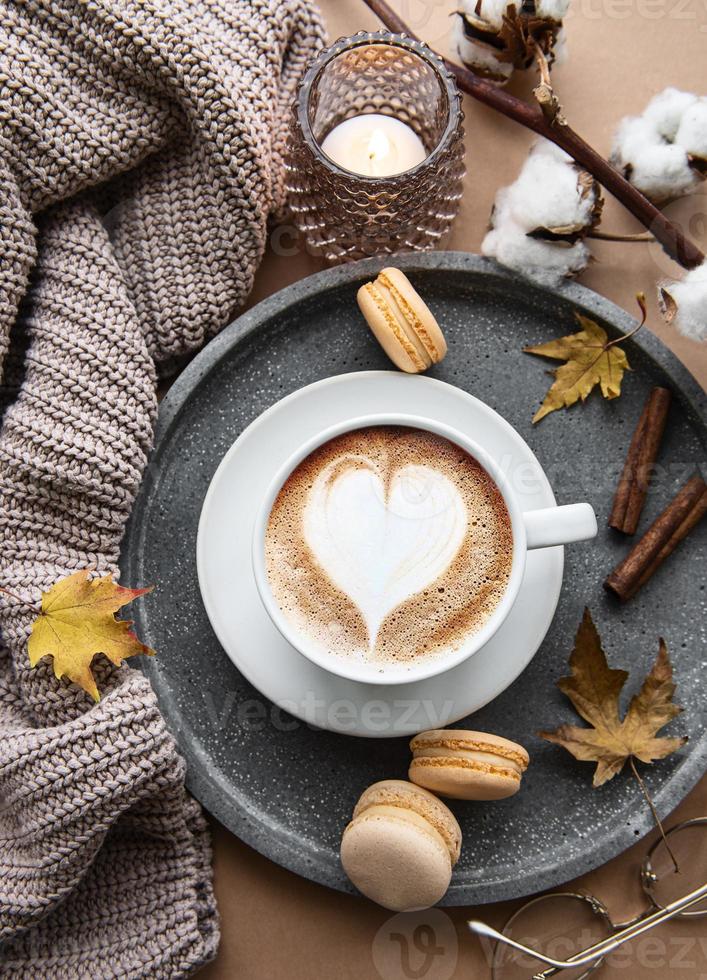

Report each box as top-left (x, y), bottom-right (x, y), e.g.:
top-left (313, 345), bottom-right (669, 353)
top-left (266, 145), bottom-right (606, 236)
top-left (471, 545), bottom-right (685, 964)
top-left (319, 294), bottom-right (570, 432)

top-left (536, 0), bottom-right (571, 22)
top-left (482, 221), bottom-right (591, 285)
top-left (659, 262), bottom-right (707, 342)
top-left (455, 0), bottom-right (567, 83)
top-left (675, 100), bottom-right (707, 161)
top-left (462, 0), bottom-right (569, 28)
top-left (482, 139), bottom-right (600, 283)
top-left (460, 0), bottom-right (511, 30)
top-left (612, 117), bottom-right (699, 200)
top-left (504, 146), bottom-right (597, 232)
top-left (613, 116), bottom-right (659, 162)
top-left (452, 14), bottom-right (513, 83)
top-left (489, 138), bottom-right (601, 239)
top-left (627, 144), bottom-right (699, 200)
top-left (611, 88), bottom-right (707, 203)
top-left (530, 140), bottom-right (573, 164)
top-left (643, 88), bottom-right (698, 141)
top-left (505, 139), bottom-right (600, 233)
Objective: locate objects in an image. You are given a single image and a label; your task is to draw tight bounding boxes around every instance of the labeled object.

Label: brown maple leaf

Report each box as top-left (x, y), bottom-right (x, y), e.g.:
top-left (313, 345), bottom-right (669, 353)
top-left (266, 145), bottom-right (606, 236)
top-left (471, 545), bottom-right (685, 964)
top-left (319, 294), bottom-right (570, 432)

top-left (524, 309), bottom-right (641, 423)
top-left (539, 608), bottom-right (686, 787)
top-left (26, 569), bottom-right (154, 701)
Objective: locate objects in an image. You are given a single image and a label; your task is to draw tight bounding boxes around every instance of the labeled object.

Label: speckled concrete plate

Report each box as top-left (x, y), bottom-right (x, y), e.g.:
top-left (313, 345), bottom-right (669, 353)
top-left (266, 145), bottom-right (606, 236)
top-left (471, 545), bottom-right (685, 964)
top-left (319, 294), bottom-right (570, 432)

top-left (121, 253), bottom-right (706, 904)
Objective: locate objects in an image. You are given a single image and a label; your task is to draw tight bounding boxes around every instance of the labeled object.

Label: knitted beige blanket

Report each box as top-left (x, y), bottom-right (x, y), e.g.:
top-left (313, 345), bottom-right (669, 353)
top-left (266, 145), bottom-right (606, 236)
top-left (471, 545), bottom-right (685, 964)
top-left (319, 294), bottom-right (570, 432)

top-left (0, 1), bottom-right (324, 976)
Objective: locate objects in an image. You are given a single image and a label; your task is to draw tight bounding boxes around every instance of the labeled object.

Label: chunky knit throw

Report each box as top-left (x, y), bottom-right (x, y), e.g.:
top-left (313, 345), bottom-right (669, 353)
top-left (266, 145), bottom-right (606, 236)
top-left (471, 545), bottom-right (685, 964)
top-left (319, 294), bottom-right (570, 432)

top-left (0, 1), bottom-right (324, 976)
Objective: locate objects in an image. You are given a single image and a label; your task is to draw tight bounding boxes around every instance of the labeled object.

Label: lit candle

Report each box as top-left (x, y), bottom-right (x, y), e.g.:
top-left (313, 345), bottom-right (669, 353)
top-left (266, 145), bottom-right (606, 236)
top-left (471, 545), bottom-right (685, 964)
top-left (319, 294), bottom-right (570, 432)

top-left (320, 113), bottom-right (427, 178)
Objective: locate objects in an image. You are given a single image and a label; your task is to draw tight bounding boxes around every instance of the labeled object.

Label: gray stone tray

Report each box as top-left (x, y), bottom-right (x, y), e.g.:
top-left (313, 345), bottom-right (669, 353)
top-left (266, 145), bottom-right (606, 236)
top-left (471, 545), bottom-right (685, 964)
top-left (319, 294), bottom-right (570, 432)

top-left (121, 253), bottom-right (706, 905)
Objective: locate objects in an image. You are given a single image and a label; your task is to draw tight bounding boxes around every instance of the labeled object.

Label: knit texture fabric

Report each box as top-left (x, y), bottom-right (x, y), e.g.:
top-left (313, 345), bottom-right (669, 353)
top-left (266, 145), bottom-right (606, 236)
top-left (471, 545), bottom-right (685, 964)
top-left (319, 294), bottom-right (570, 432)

top-left (0, 1), bottom-right (324, 976)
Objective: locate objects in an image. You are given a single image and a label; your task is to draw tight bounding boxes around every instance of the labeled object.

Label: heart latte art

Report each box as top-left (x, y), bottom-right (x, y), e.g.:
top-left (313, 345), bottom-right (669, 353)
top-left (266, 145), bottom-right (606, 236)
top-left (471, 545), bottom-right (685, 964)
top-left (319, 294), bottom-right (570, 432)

top-left (304, 462), bottom-right (467, 644)
top-left (265, 427), bottom-right (513, 665)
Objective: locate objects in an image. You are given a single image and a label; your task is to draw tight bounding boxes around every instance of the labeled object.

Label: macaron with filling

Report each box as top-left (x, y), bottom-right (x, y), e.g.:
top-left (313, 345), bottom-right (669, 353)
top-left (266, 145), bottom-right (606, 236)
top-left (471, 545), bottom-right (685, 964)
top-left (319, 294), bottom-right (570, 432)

top-left (357, 267), bottom-right (447, 373)
top-left (409, 729), bottom-right (530, 801)
top-left (340, 779), bottom-right (461, 911)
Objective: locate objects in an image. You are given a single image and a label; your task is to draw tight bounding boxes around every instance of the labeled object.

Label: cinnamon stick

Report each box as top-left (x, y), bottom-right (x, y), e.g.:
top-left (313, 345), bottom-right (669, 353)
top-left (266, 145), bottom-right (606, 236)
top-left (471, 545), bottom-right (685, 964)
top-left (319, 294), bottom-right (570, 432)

top-left (609, 387), bottom-right (672, 534)
top-left (604, 474), bottom-right (707, 602)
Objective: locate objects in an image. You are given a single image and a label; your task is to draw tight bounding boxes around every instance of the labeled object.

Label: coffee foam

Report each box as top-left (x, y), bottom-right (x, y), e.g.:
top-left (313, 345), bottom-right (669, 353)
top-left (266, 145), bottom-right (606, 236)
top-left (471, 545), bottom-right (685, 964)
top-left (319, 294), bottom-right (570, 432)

top-left (264, 426), bottom-right (513, 666)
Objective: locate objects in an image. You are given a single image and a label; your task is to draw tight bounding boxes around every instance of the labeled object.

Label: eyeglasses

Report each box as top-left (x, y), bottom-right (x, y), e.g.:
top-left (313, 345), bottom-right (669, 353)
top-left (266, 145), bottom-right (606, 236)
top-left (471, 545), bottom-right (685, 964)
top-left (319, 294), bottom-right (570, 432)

top-left (467, 817), bottom-right (707, 979)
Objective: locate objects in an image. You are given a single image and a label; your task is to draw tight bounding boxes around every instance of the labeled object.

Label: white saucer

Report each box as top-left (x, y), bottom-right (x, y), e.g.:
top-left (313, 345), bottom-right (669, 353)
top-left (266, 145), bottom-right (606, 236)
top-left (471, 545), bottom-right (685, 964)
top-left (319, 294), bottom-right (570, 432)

top-left (196, 372), bottom-right (563, 737)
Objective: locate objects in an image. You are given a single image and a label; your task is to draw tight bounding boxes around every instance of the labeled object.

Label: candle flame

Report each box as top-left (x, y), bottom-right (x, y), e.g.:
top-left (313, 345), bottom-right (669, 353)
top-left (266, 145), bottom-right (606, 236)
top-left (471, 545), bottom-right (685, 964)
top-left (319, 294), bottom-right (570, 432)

top-left (367, 128), bottom-right (391, 163)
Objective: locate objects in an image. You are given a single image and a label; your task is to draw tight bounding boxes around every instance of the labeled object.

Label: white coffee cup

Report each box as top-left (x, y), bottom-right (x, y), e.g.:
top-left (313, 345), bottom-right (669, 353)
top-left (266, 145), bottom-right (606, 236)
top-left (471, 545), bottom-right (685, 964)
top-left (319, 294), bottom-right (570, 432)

top-left (252, 413), bottom-right (597, 685)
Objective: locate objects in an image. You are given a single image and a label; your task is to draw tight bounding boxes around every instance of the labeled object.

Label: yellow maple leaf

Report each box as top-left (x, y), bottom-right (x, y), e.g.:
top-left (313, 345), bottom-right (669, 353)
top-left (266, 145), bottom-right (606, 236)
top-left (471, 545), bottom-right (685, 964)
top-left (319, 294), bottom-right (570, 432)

top-left (28, 569), bottom-right (154, 701)
top-left (538, 608), bottom-right (686, 787)
top-left (524, 313), bottom-right (631, 423)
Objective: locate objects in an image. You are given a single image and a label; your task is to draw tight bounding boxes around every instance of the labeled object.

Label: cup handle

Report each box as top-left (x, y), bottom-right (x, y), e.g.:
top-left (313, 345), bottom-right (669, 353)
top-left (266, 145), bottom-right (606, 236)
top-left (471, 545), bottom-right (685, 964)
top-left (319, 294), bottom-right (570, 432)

top-left (523, 503), bottom-right (598, 550)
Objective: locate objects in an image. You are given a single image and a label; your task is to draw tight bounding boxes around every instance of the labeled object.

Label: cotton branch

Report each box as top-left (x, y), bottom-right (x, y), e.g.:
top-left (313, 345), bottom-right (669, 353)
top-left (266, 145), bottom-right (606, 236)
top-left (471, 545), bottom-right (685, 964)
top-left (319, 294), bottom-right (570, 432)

top-left (532, 45), bottom-right (565, 127)
top-left (362, 0), bottom-right (704, 271)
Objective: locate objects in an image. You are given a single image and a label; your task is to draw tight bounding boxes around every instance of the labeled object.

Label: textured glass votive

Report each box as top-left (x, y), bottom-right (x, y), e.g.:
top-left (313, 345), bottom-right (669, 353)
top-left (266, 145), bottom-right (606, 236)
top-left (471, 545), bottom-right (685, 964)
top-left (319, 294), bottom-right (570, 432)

top-left (286, 32), bottom-right (466, 263)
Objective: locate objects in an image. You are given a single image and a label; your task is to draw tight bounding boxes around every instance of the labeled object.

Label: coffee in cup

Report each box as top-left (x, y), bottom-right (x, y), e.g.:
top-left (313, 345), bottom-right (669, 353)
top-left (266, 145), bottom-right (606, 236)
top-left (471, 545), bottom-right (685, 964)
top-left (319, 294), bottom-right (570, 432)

top-left (264, 425), bottom-right (513, 667)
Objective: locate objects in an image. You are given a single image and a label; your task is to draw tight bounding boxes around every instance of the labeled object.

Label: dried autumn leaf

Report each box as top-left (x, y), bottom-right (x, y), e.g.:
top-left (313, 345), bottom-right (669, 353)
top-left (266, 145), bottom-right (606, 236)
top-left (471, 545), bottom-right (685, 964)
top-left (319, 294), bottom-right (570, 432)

top-left (524, 312), bottom-right (631, 423)
top-left (28, 569), bottom-right (154, 701)
top-left (539, 608), bottom-right (686, 787)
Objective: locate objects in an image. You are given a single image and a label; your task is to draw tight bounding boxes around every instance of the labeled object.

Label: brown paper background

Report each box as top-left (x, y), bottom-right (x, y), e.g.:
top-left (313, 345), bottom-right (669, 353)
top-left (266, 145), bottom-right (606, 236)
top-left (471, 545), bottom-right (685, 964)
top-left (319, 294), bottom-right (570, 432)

top-left (197, 2), bottom-right (707, 976)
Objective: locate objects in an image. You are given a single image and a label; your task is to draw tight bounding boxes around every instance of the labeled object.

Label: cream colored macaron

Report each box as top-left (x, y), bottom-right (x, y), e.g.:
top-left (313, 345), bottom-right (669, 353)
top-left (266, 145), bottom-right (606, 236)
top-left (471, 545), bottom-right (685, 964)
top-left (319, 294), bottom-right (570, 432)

top-left (340, 779), bottom-right (461, 911)
top-left (409, 729), bottom-right (530, 801)
top-left (357, 267), bottom-right (447, 373)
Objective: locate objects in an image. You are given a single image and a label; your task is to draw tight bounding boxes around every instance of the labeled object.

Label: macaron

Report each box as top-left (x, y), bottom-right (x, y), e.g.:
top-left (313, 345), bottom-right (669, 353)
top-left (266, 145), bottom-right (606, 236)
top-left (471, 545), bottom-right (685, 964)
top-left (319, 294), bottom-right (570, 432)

top-left (409, 729), bottom-right (530, 801)
top-left (357, 267), bottom-right (447, 373)
top-left (340, 779), bottom-right (461, 911)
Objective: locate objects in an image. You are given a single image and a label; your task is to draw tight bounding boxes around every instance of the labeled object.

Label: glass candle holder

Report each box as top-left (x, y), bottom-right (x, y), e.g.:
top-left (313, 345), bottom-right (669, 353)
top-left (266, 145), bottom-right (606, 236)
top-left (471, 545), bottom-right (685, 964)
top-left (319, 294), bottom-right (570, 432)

top-left (286, 31), bottom-right (465, 263)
